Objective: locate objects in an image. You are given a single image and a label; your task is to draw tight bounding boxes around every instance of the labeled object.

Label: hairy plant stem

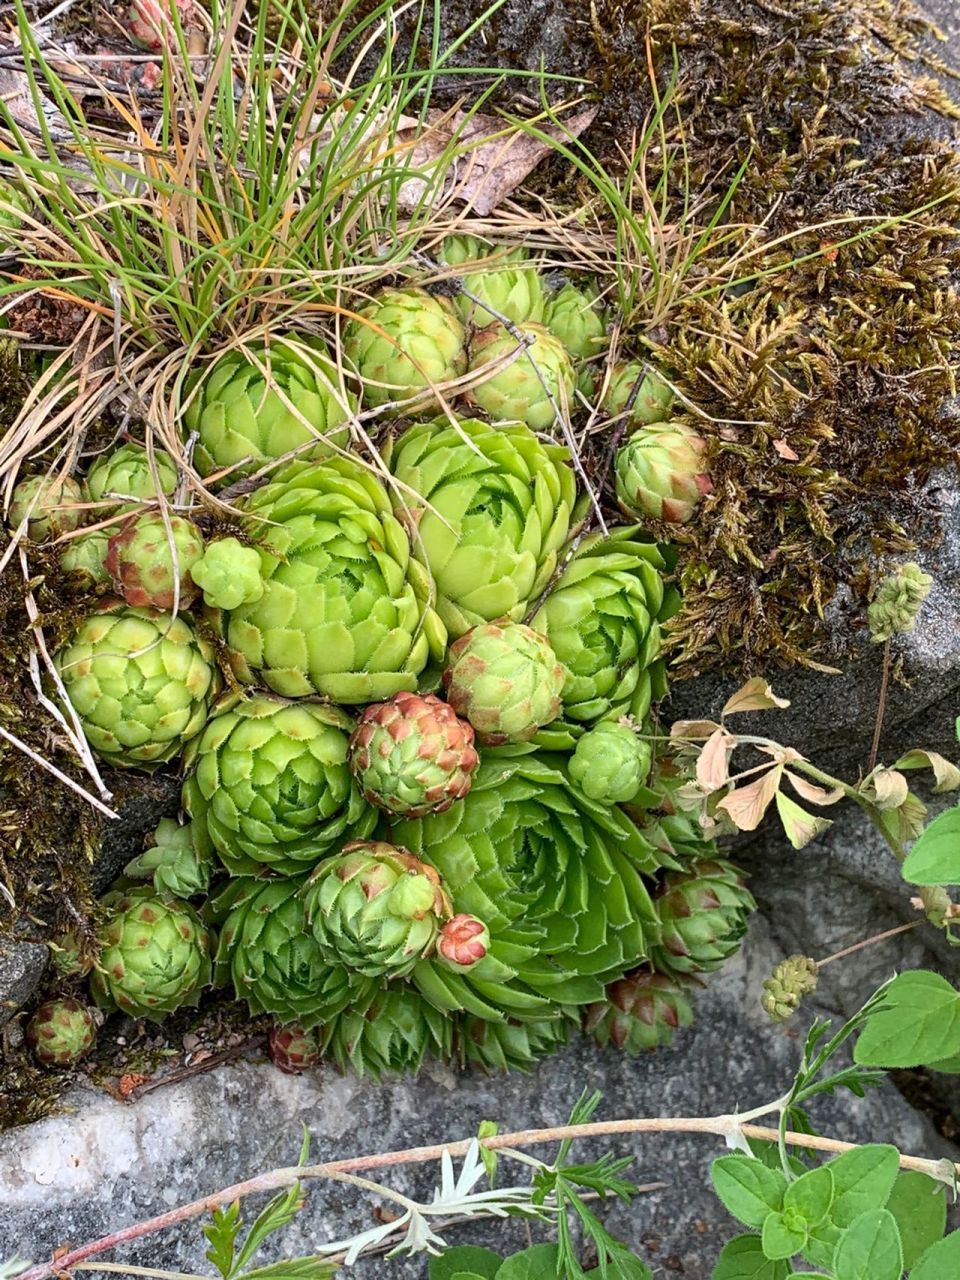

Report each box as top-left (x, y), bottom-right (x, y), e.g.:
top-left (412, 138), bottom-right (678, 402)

top-left (20, 1113), bottom-right (960, 1280)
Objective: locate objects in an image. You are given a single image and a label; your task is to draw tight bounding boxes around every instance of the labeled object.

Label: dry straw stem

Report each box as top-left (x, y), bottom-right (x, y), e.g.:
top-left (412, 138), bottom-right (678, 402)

top-left (19, 1111), bottom-right (960, 1280)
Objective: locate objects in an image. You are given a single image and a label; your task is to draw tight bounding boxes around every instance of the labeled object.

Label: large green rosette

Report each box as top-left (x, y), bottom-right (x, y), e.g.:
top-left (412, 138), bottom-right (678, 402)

top-left (208, 455), bottom-right (446, 701)
top-left (183, 693), bottom-right (375, 876)
top-left (532, 526), bottom-right (677, 726)
top-left (384, 417), bottom-right (578, 638)
top-left (211, 875), bottom-right (366, 1028)
top-left (389, 745), bottom-right (663, 1022)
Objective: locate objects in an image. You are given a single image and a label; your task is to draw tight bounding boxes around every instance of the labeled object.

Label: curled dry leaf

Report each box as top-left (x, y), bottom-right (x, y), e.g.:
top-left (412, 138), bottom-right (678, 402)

top-left (784, 771), bottom-right (845, 807)
top-left (395, 107), bottom-right (599, 215)
top-left (775, 791), bottom-right (832, 849)
top-left (895, 750), bottom-right (960, 794)
top-left (696, 727), bottom-right (737, 792)
top-left (715, 765), bottom-right (784, 832)
top-left (721, 676), bottom-right (791, 717)
top-left (862, 767), bottom-right (910, 811)
top-left (670, 719), bottom-right (723, 740)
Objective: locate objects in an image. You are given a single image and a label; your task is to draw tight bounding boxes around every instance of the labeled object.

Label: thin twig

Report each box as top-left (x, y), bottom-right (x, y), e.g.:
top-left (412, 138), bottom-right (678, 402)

top-left (817, 921), bottom-right (920, 970)
top-left (868, 638), bottom-right (891, 773)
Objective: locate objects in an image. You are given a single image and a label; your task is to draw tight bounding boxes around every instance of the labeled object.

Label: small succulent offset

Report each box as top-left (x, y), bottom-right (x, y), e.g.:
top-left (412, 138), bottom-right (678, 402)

top-left (26, 997), bottom-right (98, 1066)
top-left (441, 236), bottom-right (546, 329)
top-left (615, 422), bottom-right (712, 524)
top-left (602, 362), bottom-right (674, 426)
top-left (569, 722), bottom-right (652, 803)
top-left (125, 818), bottom-right (212, 898)
top-left (466, 322), bottom-right (575, 430)
top-left (184, 336), bottom-right (353, 480)
top-left (84, 442), bottom-right (177, 511)
top-left (343, 287), bottom-right (467, 415)
top-left (268, 1023), bottom-right (322, 1074)
top-left (384, 417), bottom-right (576, 637)
top-left (53, 604), bottom-right (219, 769)
top-left (211, 455), bottom-right (446, 701)
top-left (105, 512), bottom-right (204, 610)
top-left (189, 538), bottom-right (264, 610)
top-left (304, 842), bottom-right (453, 979)
top-left (443, 622), bottom-right (566, 745)
top-left (651, 860), bottom-right (756, 974)
top-left (584, 968), bottom-right (694, 1052)
top-left (348, 691), bottom-right (479, 817)
top-left (183, 693), bottom-right (374, 876)
top-left (91, 888), bottom-right (213, 1019)
top-left (8, 474), bottom-right (84, 541)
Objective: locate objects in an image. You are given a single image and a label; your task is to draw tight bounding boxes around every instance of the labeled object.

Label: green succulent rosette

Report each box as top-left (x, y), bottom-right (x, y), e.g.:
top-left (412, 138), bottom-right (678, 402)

top-left (614, 422), bottom-right (712, 524)
top-left (384, 417), bottom-right (578, 638)
top-left (584, 967), bottom-right (695, 1053)
top-left (601, 362), bottom-right (673, 425)
top-left (9, 474), bottom-right (84, 541)
top-left (304, 841), bottom-right (452, 978)
top-left (190, 537), bottom-right (264, 610)
top-left (54, 604), bottom-right (219, 769)
top-left (211, 455), bottom-right (446, 701)
top-left (391, 745), bottom-right (662, 1021)
top-left (60, 529), bottom-right (111, 583)
top-left (343, 287), bottom-right (467, 415)
top-left (543, 282), bottom-right (607, 359)
top-left (320, 985), bottom-right (453, 1078)
top-left (105, 513), bottom-right (204, 610)
top-left (269, 1023), bottom-right (322, 1074)
top-left (124, 818), bottom-right (212, 898)
top-left (466, 322), bottom-right (575, 431)
top-left (212, 875), bottom-right (363, 1028)
top-left (531, 526), bottom-right (676, 726)
top-left (650, 859), bottom-right (756, 975)
top-left (91, 887), bottom-right (213, 1019)
top-left (625, 755), bottom-right (718, 864)
top-left (443, 622), bottom-right (566, 745)
top-left (183, 336), bottom-right (354, 480)
top-left (84, 443), bottom-right (177, 512)
top-left (183, 693), bottom-right (375, 876)
top-left (568, 722), bottom-right (652, 803)
top-left (26, 998), bottom-right (97, 1066)
top-left (457, 1013), bottom-right (572, 1072)
top-left (440, 236), bottom-right (545, 329)
top-left (348, 690), bottom-right (478, 818)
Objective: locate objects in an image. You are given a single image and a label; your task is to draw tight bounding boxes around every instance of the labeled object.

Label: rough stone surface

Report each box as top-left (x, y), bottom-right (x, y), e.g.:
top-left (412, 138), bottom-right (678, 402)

top-left (3, 919), bottom-right (955, 1279)
top-left (0, 937), bottom-right (47, 1027)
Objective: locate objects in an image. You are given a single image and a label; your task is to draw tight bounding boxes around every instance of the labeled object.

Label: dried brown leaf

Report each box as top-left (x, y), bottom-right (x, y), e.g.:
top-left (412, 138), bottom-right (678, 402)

top-left (716, 765), bottom-right (783, 831)
top-left (722, 677), bottom-right (791, 716)
top-left (863, 767), bottom-right (910, 811)
top-left (696, 727), bottom-right (736, 792)
top-left (670, 719), bottom-right (723, 740)
top-left (775, 791), bottom-right (832, 849)
top-left (784, 771), bottom-right (845, 807)
top-left (396, 107), bottom-right (598, 215)
top-left (894, 750), bottom-right (960, 794)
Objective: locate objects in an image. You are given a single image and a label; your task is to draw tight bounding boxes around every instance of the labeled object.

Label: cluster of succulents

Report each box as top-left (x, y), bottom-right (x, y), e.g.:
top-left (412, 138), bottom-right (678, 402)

top-left (14, 229), bottom-right (752, 1076)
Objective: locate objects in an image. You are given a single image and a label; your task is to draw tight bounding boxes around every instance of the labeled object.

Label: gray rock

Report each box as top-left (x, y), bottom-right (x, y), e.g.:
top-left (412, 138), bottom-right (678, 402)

top-left (0, 937), bottom-right (47, 1027)
top-left (2, 920), bottom-right (954, 1280)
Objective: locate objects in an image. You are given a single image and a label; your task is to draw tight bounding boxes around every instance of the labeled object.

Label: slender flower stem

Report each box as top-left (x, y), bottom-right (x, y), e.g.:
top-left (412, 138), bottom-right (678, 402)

top-left (817, 922), bottom-right (920, 969)
top-left (19, 1114), bottom-right (960, 1280)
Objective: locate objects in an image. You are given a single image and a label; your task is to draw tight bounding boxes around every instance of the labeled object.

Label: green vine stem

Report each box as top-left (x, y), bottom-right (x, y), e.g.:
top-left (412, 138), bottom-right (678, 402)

top-left (19, 1112), bottom-right (960, 1280)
